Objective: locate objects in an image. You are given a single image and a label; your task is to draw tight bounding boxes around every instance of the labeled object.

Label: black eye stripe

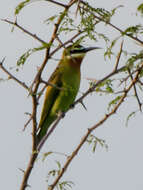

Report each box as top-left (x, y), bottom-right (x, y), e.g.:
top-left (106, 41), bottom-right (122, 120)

top-left (70, 48), bottom-right (86, 54)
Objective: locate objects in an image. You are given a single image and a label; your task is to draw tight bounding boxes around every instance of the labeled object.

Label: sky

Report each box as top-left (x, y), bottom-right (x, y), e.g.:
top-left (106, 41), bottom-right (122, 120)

top-left (0, 0), bottom-right (143, 190)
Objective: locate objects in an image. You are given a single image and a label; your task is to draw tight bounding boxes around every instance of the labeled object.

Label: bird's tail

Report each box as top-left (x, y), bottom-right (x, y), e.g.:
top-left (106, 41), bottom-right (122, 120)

top-left (36, 114), bottom-right (56, 146)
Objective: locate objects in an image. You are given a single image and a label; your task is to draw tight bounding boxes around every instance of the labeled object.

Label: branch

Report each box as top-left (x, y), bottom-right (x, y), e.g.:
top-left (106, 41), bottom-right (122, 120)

top-left (20, 95), bottom-right (38, 190)
top-left (94, 15), bottom-right (143, 45)
top-left (80, 2), bottom-right (143, 45)
top-left (127, 68), bottom-right (142, 111)
top-left (1, 19), bottom-right (47, 44)
top-left (48, 63), bottom-right (143, 190)
top-left (113, 39), bottom-right (124, 71)
top-left (73, 65), bottom-right (126, 106)
top-left (45, 0), bottom-right (68, 8)
top-left (0, 58), bottom-right (29, 91)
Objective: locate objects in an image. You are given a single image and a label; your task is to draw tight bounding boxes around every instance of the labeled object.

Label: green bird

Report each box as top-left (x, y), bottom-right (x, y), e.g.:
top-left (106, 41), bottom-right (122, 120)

top-left (37, 44), bottom-right (100, 144)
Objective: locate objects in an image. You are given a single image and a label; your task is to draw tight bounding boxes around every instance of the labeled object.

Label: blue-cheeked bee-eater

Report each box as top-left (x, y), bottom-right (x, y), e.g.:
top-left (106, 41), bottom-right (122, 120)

top-left (37, 44), bottom-right (100, 144)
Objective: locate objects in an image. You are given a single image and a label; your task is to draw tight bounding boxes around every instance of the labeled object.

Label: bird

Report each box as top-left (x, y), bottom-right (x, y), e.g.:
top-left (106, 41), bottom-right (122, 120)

top-left (37, 44), bottom-right (100, 144)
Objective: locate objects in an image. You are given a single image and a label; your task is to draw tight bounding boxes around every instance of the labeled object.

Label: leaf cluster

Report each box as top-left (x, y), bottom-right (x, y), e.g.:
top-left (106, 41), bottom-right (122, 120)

top-left (87, 134), bottom-right (108, 153)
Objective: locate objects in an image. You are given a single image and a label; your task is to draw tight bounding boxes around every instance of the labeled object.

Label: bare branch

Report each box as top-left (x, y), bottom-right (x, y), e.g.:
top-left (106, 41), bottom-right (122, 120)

top-left (127, 68), bottom-right (142, 111)
top-left (1, 19), bottom-right (47, 44)
top-left (40, 79), bottom-right (63, 90)
top-left (20, 94), bottom-right (38, 190)
top-left (45, 0), bottom-right (68, 8)
top-left (114, 39), bottom-right (124, 71)
top-left (75, 0), bottom-right (81, 16)
top-left (23, 115), bottom-right (33, 131)
top-left (0, 58), bottom-right (29, 90)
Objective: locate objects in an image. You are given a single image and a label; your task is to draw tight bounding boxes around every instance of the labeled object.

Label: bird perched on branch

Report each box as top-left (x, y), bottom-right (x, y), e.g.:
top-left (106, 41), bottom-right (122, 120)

top-left (37, 44), bottom-right (100, 144)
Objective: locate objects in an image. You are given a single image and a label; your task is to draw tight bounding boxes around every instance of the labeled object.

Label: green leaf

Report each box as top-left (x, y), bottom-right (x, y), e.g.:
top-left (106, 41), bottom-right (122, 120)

top-left (108, 96), bottom-right (122, 111)
top-left (125, 111), bottom-right (136, 126)
top-left (15, 0), bottom-right (30, 15)
top-left (17, 49), bottom-right (33, 66)
top-left (126, 52), bottom-right (143, 69)
top-left (137, 4), bottom-right (143, 16)
top-left (96, 79), bottom-right (114, 94)
top-left (111, 5), bottom-right (124, 16)
top-left (17, 43), bottom-right (51, 66)
top-left (57, 181), bottom-right (74, 190)
top-left (87, 134), bottom-right (108, 153)
top-left (44, 15), bottom-right (58, 25)
top-left (42, 151), bottom-right (53, 162)
top-left (104, 37), bottom-right (120, 60)
top-left (123, 25), bottom-right (143, 36)
top-left (106, 86), bottom-right (114, 93)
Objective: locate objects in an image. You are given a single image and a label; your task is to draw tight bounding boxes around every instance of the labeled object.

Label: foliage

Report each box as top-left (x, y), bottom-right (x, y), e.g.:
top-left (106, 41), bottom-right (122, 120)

top-left (17, 43), bottom-right (51, 66)
top-left (15, 0), bottom-right (30, 15)
top-left (87, 134), bottom-right (108, 153)
top-left (47, 161), bottom-right (74, 190)
top-left (137, 4), bottom-right (143, 16)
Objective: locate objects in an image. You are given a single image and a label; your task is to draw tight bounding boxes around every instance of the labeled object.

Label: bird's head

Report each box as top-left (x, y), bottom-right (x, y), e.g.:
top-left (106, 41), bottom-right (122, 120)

top-left (64, 44), bottom-right (101, 59)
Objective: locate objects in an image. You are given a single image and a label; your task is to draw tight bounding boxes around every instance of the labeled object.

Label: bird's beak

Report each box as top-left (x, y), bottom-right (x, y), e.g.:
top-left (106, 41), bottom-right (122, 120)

top-left (83, 47), bottom-right (102, 53)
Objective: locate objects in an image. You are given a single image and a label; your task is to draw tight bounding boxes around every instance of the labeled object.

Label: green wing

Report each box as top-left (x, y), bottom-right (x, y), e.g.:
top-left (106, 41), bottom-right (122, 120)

top-left (38, 66), bottom-right (62, 129)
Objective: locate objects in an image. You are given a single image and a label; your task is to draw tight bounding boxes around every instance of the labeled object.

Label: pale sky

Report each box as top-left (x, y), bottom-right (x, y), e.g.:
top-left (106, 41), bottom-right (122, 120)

top-left (0, 1), bottom-right (143, 190)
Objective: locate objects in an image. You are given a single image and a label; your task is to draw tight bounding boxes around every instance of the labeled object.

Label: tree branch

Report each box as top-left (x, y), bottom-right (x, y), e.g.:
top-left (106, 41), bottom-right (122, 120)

top-left (80, 2), bottom-right (143, 45)
top-left (45, 0), bottom-right (68, 8)
top-left (0, 58), bottom-right (29, 91)
top-left (127, 68), bottom-right (142, 111)
top-left (1, 19), bottom-right (47, 44)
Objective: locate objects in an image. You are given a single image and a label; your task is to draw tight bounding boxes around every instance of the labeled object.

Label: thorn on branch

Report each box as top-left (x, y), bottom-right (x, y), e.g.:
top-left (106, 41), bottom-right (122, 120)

top-left (0, 57), bottom-right (6, 66)
top-left (23, 115), bottom-right (33, 131)
top-left (79, 100), bottom-right (87, 110)
top-left (18, 168), bottom-right (25, 173)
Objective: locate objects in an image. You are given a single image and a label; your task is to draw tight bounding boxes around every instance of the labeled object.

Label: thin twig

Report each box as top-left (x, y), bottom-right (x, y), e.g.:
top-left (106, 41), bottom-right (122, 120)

top-left (127, 68), bottom-right (142, 111)
top-left (23, 115), bottom-right (33, 131)
top-left (45, 0), bottom-right (68, 8)
top-left (74, 65), bottom-right (127, 106)
top-left (114, 39), bottom-right (124, 71)
top-left (20, 95), bottom-right (38, 190)
top-left (1, 19), bottom-right (47, 44)
top-left (75, 0), bottom-right (81, 16)
top-left (94, 15), bottom-right (143, 45)
top-left (40, 79), bottom-right (63, 90)
top-left (0, 58), bottom-right (29, 90)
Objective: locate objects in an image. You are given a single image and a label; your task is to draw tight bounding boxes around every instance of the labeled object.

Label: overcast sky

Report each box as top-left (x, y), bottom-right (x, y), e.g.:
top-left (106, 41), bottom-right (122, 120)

top-left (0, 1), bottom-right (143, 190)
